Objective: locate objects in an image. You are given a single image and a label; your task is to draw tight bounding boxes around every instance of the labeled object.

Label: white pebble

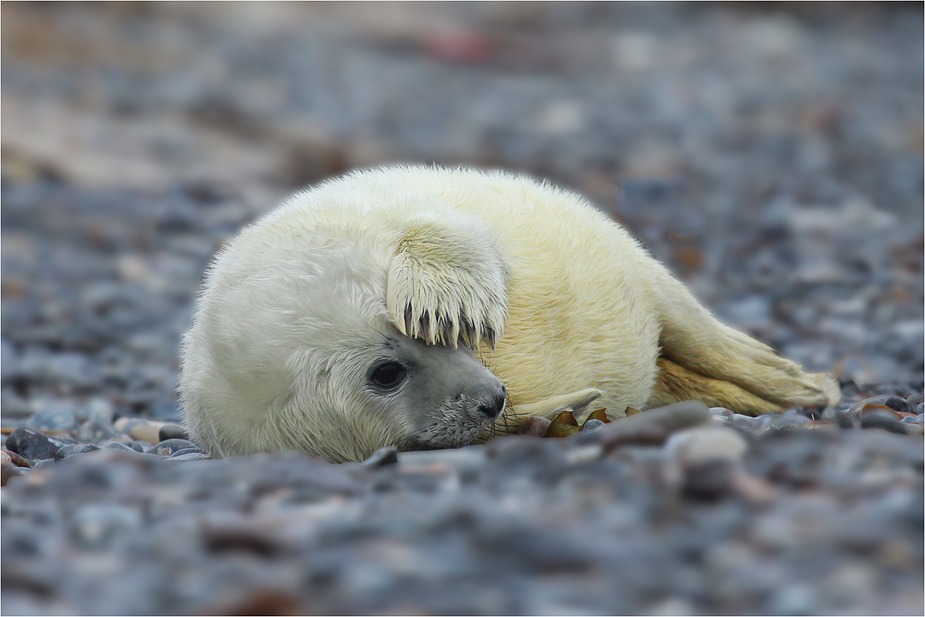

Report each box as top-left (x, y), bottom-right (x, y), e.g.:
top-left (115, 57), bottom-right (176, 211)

top-left (664, 426), bottom-right (749, 466)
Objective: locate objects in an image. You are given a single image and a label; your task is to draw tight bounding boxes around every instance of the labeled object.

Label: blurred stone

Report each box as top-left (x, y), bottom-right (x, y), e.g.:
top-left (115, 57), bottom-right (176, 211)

top-left (1, 463), bottom-right (26, 486)
top-left (665, 426), bottom-right (750, 466)
top-left (70, 503), bottom-right (143, 549)
top-left (581, 418), bottom-right (605, 433)
top-left (26, 403), bottom-right (80, 432)
top-left (849, 394), bottom-right (910, 416)
top-left (682, 459), bottom-right (737, 501)
top-left (364, 446), bottom-right (399, 467)
top-left (1, 338), bottom-right (17, 382)
top-left (516, 416), bottom-right (551, 437)
top-left (167, 451), bottom-right (208, 461)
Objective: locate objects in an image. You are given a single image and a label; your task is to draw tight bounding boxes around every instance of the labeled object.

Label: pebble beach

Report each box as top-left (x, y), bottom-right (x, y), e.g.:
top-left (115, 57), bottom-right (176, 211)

top-left (2, 3), bottom-right (922, 615)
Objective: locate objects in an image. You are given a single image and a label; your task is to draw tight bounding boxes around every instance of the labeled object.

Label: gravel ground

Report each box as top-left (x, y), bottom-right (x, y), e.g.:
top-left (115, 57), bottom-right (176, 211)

top-left (1, 3), bottom-right (922, 615)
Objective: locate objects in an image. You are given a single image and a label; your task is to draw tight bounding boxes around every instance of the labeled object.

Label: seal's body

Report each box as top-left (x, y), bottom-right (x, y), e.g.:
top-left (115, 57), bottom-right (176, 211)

top-left (180, 166), bottom-right (840, 462)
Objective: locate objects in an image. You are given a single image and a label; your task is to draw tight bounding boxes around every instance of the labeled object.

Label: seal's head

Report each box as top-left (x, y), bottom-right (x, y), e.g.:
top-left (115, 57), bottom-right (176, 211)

top-left (180, 186), bottom-right (510, 463)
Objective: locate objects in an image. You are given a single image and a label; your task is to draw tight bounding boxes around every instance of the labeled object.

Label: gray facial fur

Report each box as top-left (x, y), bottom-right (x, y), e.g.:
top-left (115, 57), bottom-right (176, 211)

top-left (364, 330), bottom-right (507, 451)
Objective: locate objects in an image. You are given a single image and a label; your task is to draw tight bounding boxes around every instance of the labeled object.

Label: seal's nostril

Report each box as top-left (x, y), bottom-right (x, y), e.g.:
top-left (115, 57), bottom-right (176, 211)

top-left (478, 393), bottom-right (506, 418)
top-left (495, 392), bottom-right (506, 412)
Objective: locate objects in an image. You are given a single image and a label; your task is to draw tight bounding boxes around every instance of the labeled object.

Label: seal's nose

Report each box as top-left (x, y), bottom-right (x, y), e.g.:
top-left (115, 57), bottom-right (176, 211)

top-left (477, 387), bottom-right (506, 419)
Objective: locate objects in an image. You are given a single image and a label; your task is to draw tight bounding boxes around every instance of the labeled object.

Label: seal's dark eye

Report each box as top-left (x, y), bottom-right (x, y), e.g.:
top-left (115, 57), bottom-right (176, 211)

top-left (369, 362), bottom-right (406, 391)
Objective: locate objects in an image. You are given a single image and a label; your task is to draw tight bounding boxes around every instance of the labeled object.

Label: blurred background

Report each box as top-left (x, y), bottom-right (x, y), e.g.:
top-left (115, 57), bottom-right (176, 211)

top-left (2, 2), bottom-right (922, 427)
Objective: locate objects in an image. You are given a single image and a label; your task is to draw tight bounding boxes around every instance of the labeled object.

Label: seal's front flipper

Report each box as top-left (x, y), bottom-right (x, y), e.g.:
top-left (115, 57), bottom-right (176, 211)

top-left (517, 388), bottom-right (605, 420)
top-left (478, 389), bottom-right (604, 440)
top-left (387, 211), bottom-right (509, 349)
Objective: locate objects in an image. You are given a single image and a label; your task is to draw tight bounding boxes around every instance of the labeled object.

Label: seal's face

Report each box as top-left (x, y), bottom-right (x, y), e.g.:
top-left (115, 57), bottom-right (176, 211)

top-left (363, 331), bottom-right (507, 452)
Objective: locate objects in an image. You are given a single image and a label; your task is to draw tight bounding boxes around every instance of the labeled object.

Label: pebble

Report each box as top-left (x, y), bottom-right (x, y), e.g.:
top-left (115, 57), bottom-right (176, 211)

top-left (681, 459), bottom-right (738, 501)
top-left (26, 404), bottom-right (80, 432)
top-left (4, 449), bottom-right (32, 468)
top-left (0, 338), bottom-right (16, 382)
top-left (54, 444), bottom-right (102, 461)
top-left (145, 439), bottom-right (199, 456)
top-left (165, 447), bottom-right (201, 458)
top-left (514, 416), bottom-right (551, 437)
top-left (104, 442), bottom-right (143, 453)
top-left (363, 446), bottom-right (399, 467)
top-left (858, 408), bottom-right (908, 434)
top-left (398, 447), bottom-right (487, 473)
top-left (571, 400), bottom-right (711, 449)
top-left (849, 394), bottom-right (910, 418)
top-left (157, 423), bottom-right (189, 442)
top-left (115, 418), bottom-right (170, 444)
top-left (665, 426), bottom-right (751, 466)
top-left (166, 451), bottom-right (208, 461)
top-left (5, 427), bottom-right (74, 461)
top-left (580, 418), bottom-right (606, 433)
top-left (721, 413), bottom-right (761, 434)
top-left (70, 503), bottom-right (143, 549)
top-left (76, 419), bottom-right (121, 443)
top-left (1, 463), bottom-right (26, 486)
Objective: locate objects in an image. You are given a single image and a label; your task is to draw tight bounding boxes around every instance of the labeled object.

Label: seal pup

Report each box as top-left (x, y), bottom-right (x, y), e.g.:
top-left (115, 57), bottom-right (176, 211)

top-left (179, 165), bottom-right (840, 462)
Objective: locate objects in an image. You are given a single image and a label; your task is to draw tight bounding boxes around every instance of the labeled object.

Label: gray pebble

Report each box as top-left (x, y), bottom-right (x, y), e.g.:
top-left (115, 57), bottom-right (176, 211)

top-left (84, 398), bottom-right (116, 425)
top-left (834, 409), bottom-right (855, 429)
top-left (77, 419), bottom-right (121, 443)
top-left (5, 427), bottom-right (73, 460)
top-left (158, 423), bottom-right (189, 442)
top-left (146, 439), bottom-right (199, 456)
top-left (769, 583), bottom-right (818, 614)
top-left (26, 404), bottom-right (80, 432)
top-left (723, 413), bottom-right (761, 435)
top-left (70, 503), bottom-right (143, 549)
top-left (572, 400), bottom-right (711, 449)
top-left (54, 443), bottom-right (102, 460)
top-left (849, 394), bottom-right (910, 417)
top-left (859, 409), bottom-right (907, 434)
top-left (759, 410), bottom-right (811, 432)
top-left (581, 419), bottom-right (605, 433)
top-left (166, 452), bottom-right (209, 462)
top-left (104, 442), bottom-right (140, 453)
top-left (622, 400), bottom-right (712, 433)
top-left (398, 447), bottom-right (487, 471)
top-left (682, 459), bottom-right (737, 501)
top-left (166, 447), bottom-right (202, 458)
top-left (363, 446), bottom-right (399, 467)
top-left (0, 338), bottom-right (17, 382)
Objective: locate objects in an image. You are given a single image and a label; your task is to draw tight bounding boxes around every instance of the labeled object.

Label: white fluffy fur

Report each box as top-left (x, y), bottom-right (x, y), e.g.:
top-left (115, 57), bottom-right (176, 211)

top-left (180, 165), bottom-right (839, 462)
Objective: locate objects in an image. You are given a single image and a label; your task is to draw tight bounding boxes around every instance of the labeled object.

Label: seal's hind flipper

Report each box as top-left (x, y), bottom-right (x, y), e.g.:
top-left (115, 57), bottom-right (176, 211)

top-left (648, 263), bottom-right (841, 412)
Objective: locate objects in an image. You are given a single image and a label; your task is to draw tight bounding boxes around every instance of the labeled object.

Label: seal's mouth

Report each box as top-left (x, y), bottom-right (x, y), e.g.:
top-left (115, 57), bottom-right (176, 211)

top-left (396, 420), bottom-right (489, 451)
top-left (396, 402), bottom-right (498, 452)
